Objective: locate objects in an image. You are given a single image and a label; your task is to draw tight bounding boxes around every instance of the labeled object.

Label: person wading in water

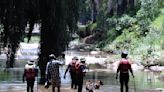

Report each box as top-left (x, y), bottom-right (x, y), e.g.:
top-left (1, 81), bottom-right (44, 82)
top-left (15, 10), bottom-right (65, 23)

top-left (76, 58), bottom-right (89, 92)
top-left (64, 56), bottom-right (79, 89)
top-left (116, 51), bottom-right (134, 92)
top-left (23, 60), bottom-right (38, 92)
top-left (45, 54), bottom-right (64, 92)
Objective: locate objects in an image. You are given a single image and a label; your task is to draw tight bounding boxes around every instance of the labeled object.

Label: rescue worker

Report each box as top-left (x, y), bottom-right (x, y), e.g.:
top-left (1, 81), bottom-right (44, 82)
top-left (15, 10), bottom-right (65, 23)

top-left (64, 56), bottom-right (79, 89)
top-left (45, 54), bottom-right (64, 92)
top-left (76, 58), bottom-right (89, 92)
top-left (23, 60), bottom-right (38, 92)
top-left (116, 51), bottom-right (134, 92)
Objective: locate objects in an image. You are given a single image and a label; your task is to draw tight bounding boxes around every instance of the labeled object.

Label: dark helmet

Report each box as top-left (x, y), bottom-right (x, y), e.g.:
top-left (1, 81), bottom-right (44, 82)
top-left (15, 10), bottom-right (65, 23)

top-left (27, 60), bottom-right (34, 65)
top-left (49, 54), bottom-right (56, 59)
top-left (72, 56), bottom-right (78, 60)
top-left (121, 51), bottom-right (128, 58)
top-left (80, 58), bottom-right (86, 63)
top-left (122, 51), bottom-right (128, 55)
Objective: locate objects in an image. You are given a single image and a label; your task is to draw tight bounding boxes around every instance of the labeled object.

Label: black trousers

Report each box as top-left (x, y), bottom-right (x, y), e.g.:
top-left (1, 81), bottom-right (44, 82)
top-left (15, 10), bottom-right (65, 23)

top-left (119, 73), bottom-right (129, 92)
top-left (77, 75), bottom-right (84, 92)
top-left (70, 72), bottom-right (77, 89)
top-left (27, 79), bottom-right (35, 92)
top-left (52, 86), bottom-right (60, 92)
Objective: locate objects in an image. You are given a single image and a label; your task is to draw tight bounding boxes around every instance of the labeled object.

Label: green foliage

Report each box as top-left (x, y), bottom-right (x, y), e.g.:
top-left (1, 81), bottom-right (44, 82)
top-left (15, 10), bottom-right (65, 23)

top-left (78, 23), bottom-right (97, 39)
top-left (96, 0), bottom-right (108, 31)
top-left (24, 36), bottom-right (40, 43)
top-left (78, 0), bottom-right (163, 54)
top-left (104, 29), bottom-right (139, 52)
top-left (158, 60), bottom-right (164, 66)
top-left (100, 15), bottom-right (138, 49)
top-left (88, 23), bottom-right (97, 31)
top-left (95, 0), bottom-right (140, 48)
top-left (133, 6), bottom-right (164, 55)
top-left (78, 0), bottom-right (164, 66)
top-left (0, 0), bottom-right (79, 83)
top-left (115, 15), bottom-right (137, 31)
top-left (78, 0), bottom-right (92, 24)
top-left (136, 0), bottom-right (161, 35)
top-left (103, 0), bottom-right (163, 50)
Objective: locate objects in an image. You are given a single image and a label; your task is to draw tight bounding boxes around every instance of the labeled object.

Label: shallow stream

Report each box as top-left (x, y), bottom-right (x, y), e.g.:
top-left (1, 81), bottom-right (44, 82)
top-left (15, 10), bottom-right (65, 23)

top-left (0, 46), bottom-right (164, 91)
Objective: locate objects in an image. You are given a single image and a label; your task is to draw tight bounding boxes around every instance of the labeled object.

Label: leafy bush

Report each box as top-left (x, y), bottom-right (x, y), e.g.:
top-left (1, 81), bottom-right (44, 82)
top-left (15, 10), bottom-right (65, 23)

top-left (24, 36), bottom-right (40, 43)
top-left (136, 0), bottom-right (162, 36)
top-left (88, 23), bottom-right (97, 31)
top-left (103, 0), bottom-right (163, 52)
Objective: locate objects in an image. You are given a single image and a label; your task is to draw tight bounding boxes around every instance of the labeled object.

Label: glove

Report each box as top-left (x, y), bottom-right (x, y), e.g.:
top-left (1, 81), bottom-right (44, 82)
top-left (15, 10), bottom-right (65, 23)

top-left (115, 74), bottom-right (118, 79)
top-left (132, 75), bottom-right (135, 78)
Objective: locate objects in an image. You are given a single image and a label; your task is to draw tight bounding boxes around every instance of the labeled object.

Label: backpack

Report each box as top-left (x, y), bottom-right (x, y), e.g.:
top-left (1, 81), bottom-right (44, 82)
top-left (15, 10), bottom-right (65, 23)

top-left (119, 59), bottom-right (131, 73)
top-left (70, 61), bottom-right (76, 72)
top-left (75, 62), bottom-right (86, 76)
top-left (75, 61), bottom-right (80, 70)
top-left (25, 68), bottom-right (36, 80)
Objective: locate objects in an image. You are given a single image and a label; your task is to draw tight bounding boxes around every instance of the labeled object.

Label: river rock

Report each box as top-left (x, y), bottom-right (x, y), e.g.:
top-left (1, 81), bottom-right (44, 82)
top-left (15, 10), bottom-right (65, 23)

top-left (131, 63), bottom-right (144, 71)
top-left (149, 66), bottom-right (164, 72)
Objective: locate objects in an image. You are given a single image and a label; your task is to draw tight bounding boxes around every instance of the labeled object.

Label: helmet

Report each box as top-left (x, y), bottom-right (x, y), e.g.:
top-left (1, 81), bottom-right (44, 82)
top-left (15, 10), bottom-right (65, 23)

top-left (121, 51), bottom-right (128, 58)
top-left (27, 60), bottom-right (34, 65)
top-left (49, 54), bottom-right (56, 59)
top-left (80, 58), bottom-right (86, 63)
top-left (122, 51), bottom-right (128, 55)
top-left (72, 56), bottom-right (78, 60)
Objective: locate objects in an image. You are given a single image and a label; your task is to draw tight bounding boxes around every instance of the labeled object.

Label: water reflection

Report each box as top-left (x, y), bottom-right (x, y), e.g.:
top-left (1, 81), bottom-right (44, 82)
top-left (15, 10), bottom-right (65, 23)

top-left (0, 44), bottom-right (164, 91)
top-left (0, 68), bottom-right (164, 90)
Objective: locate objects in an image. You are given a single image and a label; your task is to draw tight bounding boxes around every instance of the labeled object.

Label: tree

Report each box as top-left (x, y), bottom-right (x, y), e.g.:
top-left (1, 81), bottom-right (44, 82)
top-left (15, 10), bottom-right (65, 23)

top-left (91, 0), bottom-right (99, 23)
top-left (38, 0), bottom-right (78, 83)
top-left (0, 0), bottom-right (79, 84)
top-left (0, 0), bottom-right (29, 68)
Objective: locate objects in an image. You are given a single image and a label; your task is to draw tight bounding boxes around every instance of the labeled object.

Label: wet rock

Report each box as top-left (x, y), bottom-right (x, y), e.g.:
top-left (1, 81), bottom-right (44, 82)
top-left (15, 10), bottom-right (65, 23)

top-left (149, 66), bottom-right (164, 72)
top-left (131, 64), bottom-right (144, 71)
top-left (158, 75), bottom-right (164, 82)
top-left (90, 51), bottom-right (101, 55)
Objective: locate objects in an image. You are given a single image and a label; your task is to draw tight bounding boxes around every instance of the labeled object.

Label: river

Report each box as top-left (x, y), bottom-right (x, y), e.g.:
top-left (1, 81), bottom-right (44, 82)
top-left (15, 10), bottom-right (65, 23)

top-left (0, 43), bottom-right (164, 92)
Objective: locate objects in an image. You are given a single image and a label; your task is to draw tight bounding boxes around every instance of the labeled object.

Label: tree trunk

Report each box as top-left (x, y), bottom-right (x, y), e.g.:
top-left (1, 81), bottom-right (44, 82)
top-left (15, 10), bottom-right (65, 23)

top-left (38, 0), bottom-right (67, 84)
top-left (116, 0), bottom-right (128, 16)
top-left (0, 0), bottom-right (78, 84)
top-left (91, 0), bottom-right (99, 23)
top-left (107, 0), bottom-right (117, 16)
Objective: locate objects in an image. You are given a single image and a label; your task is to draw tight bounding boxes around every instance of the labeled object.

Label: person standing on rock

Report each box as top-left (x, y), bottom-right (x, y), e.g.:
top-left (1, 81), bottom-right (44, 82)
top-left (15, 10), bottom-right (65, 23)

top-left (116, 51), bottom-right (134, 92)
top-left (45, 54), bottom-right (64, 92)
top-left (64, 56), bottom-right (79, 89)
